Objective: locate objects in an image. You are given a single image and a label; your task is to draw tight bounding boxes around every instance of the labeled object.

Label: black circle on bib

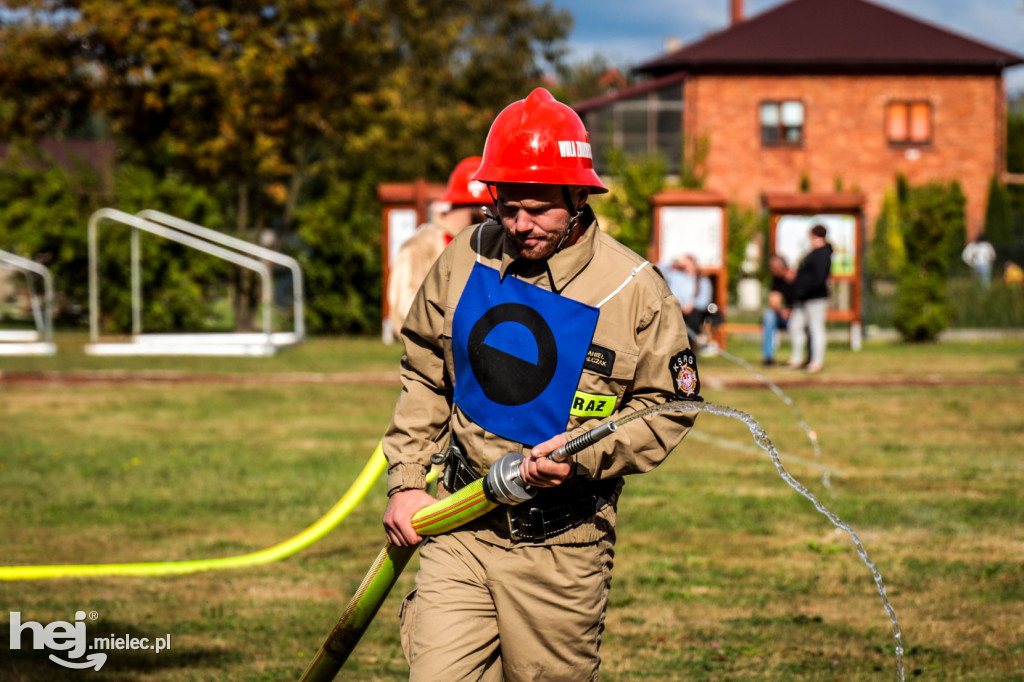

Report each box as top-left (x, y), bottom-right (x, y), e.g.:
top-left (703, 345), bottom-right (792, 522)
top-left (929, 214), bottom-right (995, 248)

top-left (467, 302), bottom-right (558, 406)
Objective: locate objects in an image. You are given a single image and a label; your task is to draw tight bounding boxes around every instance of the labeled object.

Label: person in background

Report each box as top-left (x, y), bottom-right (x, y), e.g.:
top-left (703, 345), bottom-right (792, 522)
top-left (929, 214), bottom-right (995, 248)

top-left (961, 233), bottom-right (996, 289)
top-left (386, 156), bottom-right (487, 336)
top-left (786, 224), bottom-right (832, 373)
top-left (382, 87), bottom-right (697, 682)
top-left (761, 254), bottom-right (793, 366)
top-left (661, 253), bottom-right (713, 345)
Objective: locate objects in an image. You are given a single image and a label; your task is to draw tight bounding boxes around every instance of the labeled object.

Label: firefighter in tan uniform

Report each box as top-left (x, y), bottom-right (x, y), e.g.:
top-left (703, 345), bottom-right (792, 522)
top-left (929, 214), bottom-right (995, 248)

top-left (382, 88), bottom-right (699, 682)
top-left (387, 156), bottom-right (488, 336)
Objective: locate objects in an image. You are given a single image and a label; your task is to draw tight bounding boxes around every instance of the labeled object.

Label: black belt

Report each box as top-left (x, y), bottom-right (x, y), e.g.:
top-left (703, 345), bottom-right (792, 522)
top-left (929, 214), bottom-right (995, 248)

top-left (505, 487), bottom-right (608, 542)
top-left (442, 438), bottom-right (619, 542)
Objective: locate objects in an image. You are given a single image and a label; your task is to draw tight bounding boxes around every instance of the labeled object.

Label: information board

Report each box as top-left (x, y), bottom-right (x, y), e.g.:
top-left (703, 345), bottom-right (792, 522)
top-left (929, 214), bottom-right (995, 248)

top-left (387, 208), bottom-right (418, 270)
top-left (774, 213), bottom-right (856, 275)
top-left (658, 205), bottom-right (724, 268)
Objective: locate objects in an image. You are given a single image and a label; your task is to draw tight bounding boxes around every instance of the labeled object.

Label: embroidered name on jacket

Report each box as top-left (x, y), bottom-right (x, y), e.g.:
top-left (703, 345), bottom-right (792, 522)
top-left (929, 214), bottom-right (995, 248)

top-left (583, 344), bottom-right (615, 377)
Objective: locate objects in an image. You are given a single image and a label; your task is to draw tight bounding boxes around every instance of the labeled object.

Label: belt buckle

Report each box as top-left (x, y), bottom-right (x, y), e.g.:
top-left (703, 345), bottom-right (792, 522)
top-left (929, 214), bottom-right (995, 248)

top-left (506, 506), bottom-right (547, 542)
top-left (506, 506), bottom-right (542, 542)
top-left (506, 507), bottom-right (524, 542)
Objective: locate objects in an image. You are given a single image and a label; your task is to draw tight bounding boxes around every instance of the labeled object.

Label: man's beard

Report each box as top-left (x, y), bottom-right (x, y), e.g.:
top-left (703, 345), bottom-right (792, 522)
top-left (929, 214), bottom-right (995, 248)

top-left (507, 222), bottom-right (575, 261)
top-left (507, 230), bottom-right (560, 260)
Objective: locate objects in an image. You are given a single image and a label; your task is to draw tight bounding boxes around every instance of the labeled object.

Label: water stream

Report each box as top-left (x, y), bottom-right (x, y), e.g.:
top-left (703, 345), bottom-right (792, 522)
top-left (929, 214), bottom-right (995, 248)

top-left (703, 341), bottom-right (833, 494)
top-left (618, 400), bottom-right (905, 681)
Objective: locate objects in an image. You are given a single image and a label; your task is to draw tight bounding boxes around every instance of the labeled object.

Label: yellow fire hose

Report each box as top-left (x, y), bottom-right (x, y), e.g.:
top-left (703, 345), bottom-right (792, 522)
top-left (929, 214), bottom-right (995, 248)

top-left (299, 422), bottom-right (619, 681)
top-left (301, 402), bottom-right (906, 682)
top-left (1, 405), bottom-right (904, 680)
top-left (0, 441), bottom-right (401, 581)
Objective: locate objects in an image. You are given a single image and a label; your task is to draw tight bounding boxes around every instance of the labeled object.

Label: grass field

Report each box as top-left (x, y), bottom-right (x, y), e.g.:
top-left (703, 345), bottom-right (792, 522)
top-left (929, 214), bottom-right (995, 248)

top-left (1, 334), bottom-right (1022, 680)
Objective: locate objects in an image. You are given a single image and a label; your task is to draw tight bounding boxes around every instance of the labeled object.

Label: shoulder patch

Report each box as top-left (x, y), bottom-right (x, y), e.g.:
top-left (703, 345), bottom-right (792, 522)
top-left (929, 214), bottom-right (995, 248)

top-left (669, 349), bottom-right (702, 401)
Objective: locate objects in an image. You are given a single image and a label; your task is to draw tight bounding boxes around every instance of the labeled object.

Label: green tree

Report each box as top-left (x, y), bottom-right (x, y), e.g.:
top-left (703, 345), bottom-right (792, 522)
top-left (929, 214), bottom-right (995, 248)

top-left (550, 54), bottom-right (632, 104)
top-left (292, 175), bottom-right (382, 334)
top-left (983, 175), bottom-right (1013, 254)
top-left (596, 147), bottom-right (667, 257)
top-left (0, 149), bottom-right (95, 324)
top-left (892, 180), bottom-right (965, 342)
top-left (0, 0), bottom-right (571, 333)
top-left (912, 181), bottom-right (966, 273)
top-left (680, 134), bottom-right (709, 191)
top-left (1001, 95), bottom-right (1024, 265)
top-left (111, 165), bottom-right (232, 333)
top-left (0, 150), bottom-right (233, 331)
top-left (868, 189), bottom-right (907, 281)
top-left (725, 203), bottom-right (763, 300)
top-left (1008, 94), bottom-right (1023, 174)
top-left (0, 6), bottom-right (92, 140)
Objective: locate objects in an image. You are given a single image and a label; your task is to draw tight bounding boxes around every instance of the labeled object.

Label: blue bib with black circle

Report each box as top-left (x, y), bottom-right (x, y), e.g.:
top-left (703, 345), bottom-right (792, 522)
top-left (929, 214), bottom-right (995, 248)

top-left (452, 262), bottom-right (599, 447)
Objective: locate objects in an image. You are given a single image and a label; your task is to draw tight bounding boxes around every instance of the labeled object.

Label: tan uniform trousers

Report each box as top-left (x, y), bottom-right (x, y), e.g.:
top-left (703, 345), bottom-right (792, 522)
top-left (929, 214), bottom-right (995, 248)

top-left (401, 527), bottom-right (615, 682)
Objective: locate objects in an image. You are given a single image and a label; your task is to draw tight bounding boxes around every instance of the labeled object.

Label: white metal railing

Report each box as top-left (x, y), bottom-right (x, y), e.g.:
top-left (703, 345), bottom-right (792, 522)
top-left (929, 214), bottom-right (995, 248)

top-left (87, 208), bottom-right (281, 356)
top-left (0, 249), bottom-right (56, 355)
top-left (136, 209), bottom-right (304, 344)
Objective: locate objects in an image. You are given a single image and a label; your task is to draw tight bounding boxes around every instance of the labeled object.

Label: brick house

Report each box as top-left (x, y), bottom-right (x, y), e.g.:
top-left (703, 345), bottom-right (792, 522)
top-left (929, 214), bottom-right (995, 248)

top-left (574, 0), bottom-right (1024, 238)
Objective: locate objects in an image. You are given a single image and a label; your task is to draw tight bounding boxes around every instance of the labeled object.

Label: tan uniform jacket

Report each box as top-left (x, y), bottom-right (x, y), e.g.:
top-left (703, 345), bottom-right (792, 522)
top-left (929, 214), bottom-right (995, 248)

top-left (384, 216), bottom-right (697, 545)
top-left (387, 221), bottom-right (454, 334)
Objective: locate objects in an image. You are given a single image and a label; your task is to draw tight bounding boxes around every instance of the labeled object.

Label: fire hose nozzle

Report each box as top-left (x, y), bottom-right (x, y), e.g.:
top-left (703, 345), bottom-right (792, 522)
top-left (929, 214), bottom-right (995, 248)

top-left (550, 421), bottom-right (618, 462)
top-left (483, 420), bottom-right (620, 507)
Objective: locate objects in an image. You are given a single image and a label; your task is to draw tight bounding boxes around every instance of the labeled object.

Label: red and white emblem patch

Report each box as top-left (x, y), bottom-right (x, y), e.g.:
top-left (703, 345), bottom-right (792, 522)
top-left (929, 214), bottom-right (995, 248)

top-left (676, 364), bottom-right (697, 395)
top-left (669, 349), bottom-right (701, 400)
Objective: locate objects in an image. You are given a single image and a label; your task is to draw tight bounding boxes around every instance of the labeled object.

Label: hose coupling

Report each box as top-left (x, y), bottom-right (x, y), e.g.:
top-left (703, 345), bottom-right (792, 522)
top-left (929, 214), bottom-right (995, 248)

top-left (483, 452), bottom-right (537, 506)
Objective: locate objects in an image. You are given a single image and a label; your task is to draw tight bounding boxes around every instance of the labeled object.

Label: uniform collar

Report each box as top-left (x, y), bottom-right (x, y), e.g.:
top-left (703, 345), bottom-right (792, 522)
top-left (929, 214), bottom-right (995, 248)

top-left (436, 213), bottom-right (467, 238)
top-left (497, 207), bottom-right (599, 293)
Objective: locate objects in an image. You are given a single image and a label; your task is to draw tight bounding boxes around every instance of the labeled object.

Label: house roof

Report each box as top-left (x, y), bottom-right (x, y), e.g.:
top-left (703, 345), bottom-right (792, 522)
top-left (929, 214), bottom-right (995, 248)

top-left (635, 0), bottom-right (1024, 77)
top-left (574, 71), bottom-right (687, 115)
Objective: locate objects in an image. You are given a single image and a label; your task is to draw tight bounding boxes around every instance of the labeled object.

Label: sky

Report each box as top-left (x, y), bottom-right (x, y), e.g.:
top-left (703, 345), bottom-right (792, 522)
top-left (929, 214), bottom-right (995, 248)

top-left (547, 0), bottom-right (1024, 94)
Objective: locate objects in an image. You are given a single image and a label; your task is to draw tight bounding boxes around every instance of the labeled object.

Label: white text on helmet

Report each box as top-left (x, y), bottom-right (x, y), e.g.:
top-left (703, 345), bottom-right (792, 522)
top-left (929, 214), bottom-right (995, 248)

top-left (557, 140), bottom-right (593, 160)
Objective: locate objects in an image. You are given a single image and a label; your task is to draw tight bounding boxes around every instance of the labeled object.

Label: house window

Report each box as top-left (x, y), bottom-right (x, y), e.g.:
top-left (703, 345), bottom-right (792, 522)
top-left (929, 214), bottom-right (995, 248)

top-left (760, 100), bottom-right (804, 146)
top-left (886, 101), bottom-right (932, 145)
top-left (583, 82), bottom-right (683, 173)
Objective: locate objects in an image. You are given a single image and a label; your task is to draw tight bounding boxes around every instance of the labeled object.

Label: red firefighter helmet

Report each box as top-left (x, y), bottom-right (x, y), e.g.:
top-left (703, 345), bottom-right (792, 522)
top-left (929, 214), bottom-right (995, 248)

top-left (472, 88), bottom-right (608, 194)
top-left (438, 156), bottom-right (487, 209)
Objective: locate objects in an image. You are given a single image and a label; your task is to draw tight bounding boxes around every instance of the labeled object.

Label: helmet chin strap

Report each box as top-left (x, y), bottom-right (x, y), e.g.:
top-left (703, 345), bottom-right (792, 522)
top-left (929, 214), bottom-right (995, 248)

top-left (555, 186), bottom-right (582, 253)
top-left (484, 185), bottom-right (500, 223)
